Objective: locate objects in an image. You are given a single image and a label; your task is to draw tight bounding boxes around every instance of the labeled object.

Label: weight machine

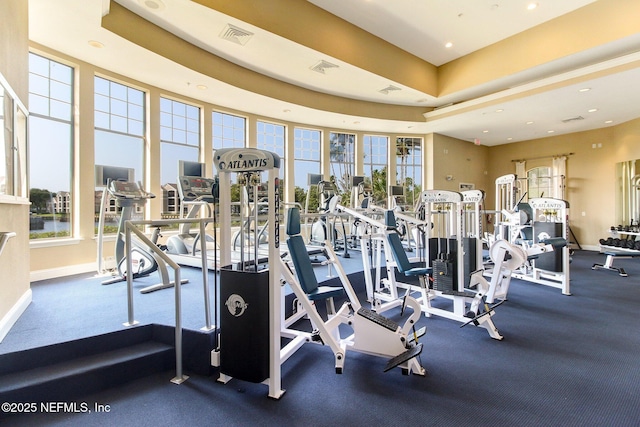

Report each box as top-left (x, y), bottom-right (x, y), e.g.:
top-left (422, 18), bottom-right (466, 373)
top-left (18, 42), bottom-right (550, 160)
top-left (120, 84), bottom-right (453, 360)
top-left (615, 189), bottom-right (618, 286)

top-left (334, 193), bottom-right (502, 340)
top-left (212, 147), bottom-right (308, 400)
top-left (281, 205), bottom-right (426, 377)
top-left (505, 198), bottom-right (571, 295)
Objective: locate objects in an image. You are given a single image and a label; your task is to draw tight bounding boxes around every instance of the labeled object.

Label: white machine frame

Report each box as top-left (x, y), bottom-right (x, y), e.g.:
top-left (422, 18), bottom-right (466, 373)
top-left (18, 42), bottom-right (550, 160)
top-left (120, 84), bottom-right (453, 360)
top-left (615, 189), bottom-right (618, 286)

top-left (212, 147), bottom-right (288, 399)
top-left (510, 198), bottom-right (571, 295)
top-left (279, 211), bottom-right (426, 377)
top-left (334, 195), bottom-right (502, 340)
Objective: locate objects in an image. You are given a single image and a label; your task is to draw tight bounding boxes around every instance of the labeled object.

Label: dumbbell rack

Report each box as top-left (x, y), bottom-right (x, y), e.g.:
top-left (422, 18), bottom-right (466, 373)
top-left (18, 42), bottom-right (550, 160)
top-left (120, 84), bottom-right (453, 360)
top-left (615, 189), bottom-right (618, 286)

top-left (600, 228), bottom-right (640, 253)
top-left (593, 229), bottom-right (640, 277)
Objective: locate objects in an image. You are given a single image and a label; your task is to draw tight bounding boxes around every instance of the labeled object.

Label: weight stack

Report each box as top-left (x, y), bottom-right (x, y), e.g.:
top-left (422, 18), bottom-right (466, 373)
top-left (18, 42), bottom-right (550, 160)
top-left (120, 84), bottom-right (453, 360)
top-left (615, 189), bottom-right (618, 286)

top-left (432, 257), bottom-right (455, 294)
top-left (219, 265), bottom-right (270, 383)
top-left (534, 222), bottom-right (563, 272)
top-left (428, 237), bottom-right (477, 290)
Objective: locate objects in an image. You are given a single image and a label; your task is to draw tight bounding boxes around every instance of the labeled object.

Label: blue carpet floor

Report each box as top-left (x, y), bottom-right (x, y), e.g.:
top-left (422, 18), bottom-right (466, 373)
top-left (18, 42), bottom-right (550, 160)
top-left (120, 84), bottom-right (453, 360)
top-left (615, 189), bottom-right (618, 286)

top-left (2, 250), bottom-right (640, 426)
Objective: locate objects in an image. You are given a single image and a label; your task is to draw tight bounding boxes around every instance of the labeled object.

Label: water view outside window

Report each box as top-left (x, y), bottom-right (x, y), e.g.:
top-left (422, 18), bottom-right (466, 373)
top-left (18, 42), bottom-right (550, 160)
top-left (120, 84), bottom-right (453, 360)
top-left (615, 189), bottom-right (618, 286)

top-left (28, 53), bottom-right (74, 239)
top-left (94, 76), bottom-right (145, 234)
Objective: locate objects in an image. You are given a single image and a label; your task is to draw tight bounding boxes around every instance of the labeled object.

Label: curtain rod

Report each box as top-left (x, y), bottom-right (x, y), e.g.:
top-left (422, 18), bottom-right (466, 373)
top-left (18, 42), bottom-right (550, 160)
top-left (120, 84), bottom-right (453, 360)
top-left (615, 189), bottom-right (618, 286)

top-left (511, 152), bottom-right (574, 162)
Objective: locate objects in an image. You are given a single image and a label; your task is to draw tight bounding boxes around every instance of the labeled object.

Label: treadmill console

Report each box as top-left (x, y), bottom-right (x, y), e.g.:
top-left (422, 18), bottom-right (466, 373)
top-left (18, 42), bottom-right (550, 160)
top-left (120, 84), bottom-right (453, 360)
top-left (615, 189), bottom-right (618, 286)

top-left (178, 176), bottom-right (216, 202)
top-left (109, 180), bottom-right (147, 200)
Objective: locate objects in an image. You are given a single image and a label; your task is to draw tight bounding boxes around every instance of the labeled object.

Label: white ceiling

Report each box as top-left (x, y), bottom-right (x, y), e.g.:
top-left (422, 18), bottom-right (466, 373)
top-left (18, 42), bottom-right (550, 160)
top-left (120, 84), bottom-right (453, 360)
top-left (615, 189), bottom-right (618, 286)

top-left (28, 0), bottom-right (640, 146)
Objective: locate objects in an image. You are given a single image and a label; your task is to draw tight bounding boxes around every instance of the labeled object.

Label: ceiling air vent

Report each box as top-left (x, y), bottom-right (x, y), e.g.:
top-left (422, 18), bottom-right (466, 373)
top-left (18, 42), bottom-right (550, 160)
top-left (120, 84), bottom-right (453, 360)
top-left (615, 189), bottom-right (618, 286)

top-left (561, 116), bottom-right (584, 123)
top-left (379, 85), bottom-right (401, 95)
top-left (219, 24), bottom-right (254, 46)
top-left (310, 60), bottom-right (339, 74)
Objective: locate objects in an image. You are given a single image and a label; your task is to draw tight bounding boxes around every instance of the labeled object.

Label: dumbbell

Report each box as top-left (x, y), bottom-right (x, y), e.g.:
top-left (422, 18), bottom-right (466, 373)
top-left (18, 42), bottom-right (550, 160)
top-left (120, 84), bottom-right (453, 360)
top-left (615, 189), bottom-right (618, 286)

top-left (635, 241), bottom-right (640, 251)
top-left (626, 239), bottom-right (636, 249)
top-left (613, 238), bottom-right (622, 247)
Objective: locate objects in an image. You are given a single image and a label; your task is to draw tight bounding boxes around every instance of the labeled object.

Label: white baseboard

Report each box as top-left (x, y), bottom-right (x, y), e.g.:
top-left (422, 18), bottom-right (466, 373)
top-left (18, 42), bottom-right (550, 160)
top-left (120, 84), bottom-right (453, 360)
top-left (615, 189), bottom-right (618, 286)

top-left (30, 262), bottom-right (96, 283)
top-left (0, 288), bottom-right (32, 343)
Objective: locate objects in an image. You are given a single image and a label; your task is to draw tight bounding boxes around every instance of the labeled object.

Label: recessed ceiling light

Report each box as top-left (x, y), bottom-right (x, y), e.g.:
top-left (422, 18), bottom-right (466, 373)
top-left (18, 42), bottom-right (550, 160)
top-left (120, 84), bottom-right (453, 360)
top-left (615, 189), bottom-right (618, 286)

top-left (547, 130), bottom-right (555, 133)
top-left (579, 88), bottom-right (591, 92)
top-left (605, 120), bottom-right (614, 124)
top-left (527, 3), bottom-right (538, 11)
top-left (495, 109), bottom-right (504, 113)
top-left (139, 0), bottom-right (165, 10)
top-left (507, 137), bottom-right (513, 141)
top-left (196, 85), bottom-right (207, 90)
top-left (445, 42), bottom-right (453, 48)
top-left (482, 130), bottom-right (489, 133)
top-left (283, 109), bottom-right (291, 113)
top-left (526, 121), bottom-right (534, 125)
top-left (588, 108), bottom-right (598, 113)
top-left (88, 40), bottom-right (104, 48)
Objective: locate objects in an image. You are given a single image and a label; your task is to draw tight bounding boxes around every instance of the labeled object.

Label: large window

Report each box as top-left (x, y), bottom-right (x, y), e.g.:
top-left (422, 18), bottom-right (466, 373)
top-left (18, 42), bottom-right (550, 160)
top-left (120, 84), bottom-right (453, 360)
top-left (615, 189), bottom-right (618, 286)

top-left (160, 97), bottom-right (200, 217)
top-left (395, 137), bottom-right (422, 208)
top-left (256, 120), bottom-right (285, 179)
top-left (329, 132), bottom-right (355, 202)
top-left (527, 166), bottom-right (552, 199)
top-left (212, 111), bottom-right (246, 204)
top-left (28, 53), bottom-right (74, 239)
top-left (94, 76), bottom-right (145, 232)
top-left (363, 135), bottom-right (388, 204)
top-left (212, 111), bottom-right (245, 150)
top-left (293, 127), bottom-right (321, 212)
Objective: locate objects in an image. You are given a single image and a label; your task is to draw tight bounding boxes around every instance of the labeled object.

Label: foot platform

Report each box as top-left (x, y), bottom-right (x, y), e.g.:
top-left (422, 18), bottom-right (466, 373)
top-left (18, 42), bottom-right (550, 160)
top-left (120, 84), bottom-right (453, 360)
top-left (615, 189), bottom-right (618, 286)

top-left (460, 300), bottom-right (505, 328)
top-left (383, 343), bottom-right (423, 372)
top-left (409, 326), bottom-right (427, 343)
top-left (357, 307), bottom-right (399, 332)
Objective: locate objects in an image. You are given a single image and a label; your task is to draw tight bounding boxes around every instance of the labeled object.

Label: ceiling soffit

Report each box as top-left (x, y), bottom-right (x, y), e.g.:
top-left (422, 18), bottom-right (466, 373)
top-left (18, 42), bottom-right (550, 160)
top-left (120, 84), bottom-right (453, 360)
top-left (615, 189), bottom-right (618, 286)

top-left (102, 1), bottom-right (430, 122)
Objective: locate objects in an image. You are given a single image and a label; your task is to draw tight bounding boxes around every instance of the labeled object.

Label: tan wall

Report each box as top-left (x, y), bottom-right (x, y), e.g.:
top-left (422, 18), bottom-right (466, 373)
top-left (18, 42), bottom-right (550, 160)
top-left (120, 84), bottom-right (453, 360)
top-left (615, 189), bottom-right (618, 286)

top-left (486, 118), bottom-right (640, 249)
top-left (0, 0), bottom-right (28, 101)
top-left (429, 134), bottom-right (490, 193)
top-left (0, 0), bottom-right (30, 336)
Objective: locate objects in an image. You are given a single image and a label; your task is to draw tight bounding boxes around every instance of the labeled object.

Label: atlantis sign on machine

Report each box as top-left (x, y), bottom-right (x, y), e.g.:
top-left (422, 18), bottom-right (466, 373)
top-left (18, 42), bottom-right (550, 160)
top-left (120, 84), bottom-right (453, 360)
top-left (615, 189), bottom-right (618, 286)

top-left (213, 148), bottom-right (280, 172)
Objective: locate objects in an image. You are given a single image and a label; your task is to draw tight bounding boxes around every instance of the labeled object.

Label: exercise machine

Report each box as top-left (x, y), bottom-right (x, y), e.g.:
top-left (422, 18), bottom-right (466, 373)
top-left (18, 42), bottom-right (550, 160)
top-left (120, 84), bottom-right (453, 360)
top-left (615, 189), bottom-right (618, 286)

top-left (165, 175), bottom-right (219, 269)
top-left (281, 206), bottom-right (426, 376)
top-left (212, 147), bottom-right (292, 399)
top-left (509, 198), bottom-right (571, 295)
top-left (99, 179), bottom-right (187, 293)
top-left (331, 193), bottom-right (502, 339)
top-left (387, 190), bottom-right (503, 339)
top-left (309, 179), bottom-right (351, 257)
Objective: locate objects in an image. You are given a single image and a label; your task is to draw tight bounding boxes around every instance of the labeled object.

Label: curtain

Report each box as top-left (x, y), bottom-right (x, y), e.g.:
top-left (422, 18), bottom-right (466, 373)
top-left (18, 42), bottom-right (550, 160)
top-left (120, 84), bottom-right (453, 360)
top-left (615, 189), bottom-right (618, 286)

top-left (551, 156), bottom-right (566, 199)
top-left (515, 161), bottom-right (526, 200)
